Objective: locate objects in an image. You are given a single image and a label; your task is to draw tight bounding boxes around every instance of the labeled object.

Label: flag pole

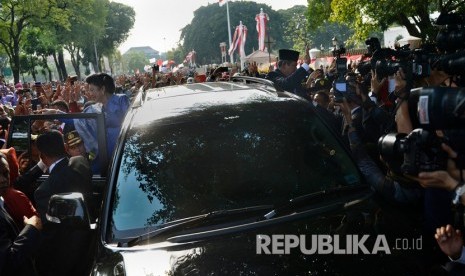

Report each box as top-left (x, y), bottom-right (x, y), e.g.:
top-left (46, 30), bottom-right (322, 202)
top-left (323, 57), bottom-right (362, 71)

top-left (226, 1), bottom-right (234, 64)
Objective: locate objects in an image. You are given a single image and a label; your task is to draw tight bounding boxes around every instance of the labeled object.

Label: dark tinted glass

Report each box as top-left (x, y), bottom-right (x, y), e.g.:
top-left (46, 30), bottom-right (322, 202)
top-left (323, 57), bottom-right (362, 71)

top-left (111, 101), bottom-right (361, 237)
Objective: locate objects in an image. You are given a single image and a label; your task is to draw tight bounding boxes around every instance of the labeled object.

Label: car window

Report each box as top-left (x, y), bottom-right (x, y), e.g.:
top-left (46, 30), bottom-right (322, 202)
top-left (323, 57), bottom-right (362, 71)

top-left (110, 101), bottom-right (362, 238)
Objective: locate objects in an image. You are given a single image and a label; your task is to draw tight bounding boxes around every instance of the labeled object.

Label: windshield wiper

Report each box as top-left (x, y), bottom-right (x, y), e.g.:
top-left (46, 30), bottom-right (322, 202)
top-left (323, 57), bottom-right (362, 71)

top-left (262, 185), bottom-right (369, 220)
top-left (120, 205), bottom-right (273, 247)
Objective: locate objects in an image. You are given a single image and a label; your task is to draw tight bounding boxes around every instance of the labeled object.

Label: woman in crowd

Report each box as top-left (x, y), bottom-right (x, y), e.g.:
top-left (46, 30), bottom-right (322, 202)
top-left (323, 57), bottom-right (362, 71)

top-left (75, 73), bottom-right (129, 171)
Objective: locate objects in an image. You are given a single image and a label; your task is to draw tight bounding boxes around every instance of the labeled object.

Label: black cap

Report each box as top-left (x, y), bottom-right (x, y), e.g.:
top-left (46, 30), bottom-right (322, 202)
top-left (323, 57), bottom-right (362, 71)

top-left (278, 49), bottom-right (299, 62)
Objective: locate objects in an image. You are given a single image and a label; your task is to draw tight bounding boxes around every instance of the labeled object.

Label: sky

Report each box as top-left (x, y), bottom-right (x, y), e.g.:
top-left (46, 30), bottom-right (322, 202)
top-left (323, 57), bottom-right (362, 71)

top-left (113, 0), bottom-right (308, 54)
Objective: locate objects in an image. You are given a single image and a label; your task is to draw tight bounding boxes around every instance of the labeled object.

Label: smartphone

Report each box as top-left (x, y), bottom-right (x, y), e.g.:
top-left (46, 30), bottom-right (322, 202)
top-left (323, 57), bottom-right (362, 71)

top-left (335, 82), bottom-right (347, 92)
top-left (388, 78), bottom-right (396, 93)
top-left (31, 98), bottom-right (40, 111)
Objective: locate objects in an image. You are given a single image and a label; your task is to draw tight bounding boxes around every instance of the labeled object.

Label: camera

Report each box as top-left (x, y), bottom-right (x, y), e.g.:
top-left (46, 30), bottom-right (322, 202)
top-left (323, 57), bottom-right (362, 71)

top-left (411, 47), bottom-right (437, 78)
top-left (378, 129), bottom-right (448, 176)
top-left (432, 51), bottom-right (465, 76)
top-left (436, 12), bottom-right (465, 53)
top-left (370, 46), bottom-right (412, 80)
top-left (378, 87), bottom-right (465, 176)
top-left (410, 87), bottom-right (465, 129)
top-left (356, 37), bottom-right (382, 76)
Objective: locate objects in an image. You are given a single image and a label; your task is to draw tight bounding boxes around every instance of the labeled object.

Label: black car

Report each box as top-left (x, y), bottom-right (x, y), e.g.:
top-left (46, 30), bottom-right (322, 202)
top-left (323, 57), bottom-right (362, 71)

top-left (48, 77), bottom-right (433, 275)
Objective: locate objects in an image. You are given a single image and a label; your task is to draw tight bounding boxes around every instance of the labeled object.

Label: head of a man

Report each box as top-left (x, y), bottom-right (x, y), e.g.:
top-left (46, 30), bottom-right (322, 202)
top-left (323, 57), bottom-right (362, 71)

top-left (36, 130), bottom-right (67, 166)
top-left (313, 91), bottom-right (330, 109)
top-left (278, 49), bottom-right (300, 77)
top-left (64, 130), bottom-right (87, 158)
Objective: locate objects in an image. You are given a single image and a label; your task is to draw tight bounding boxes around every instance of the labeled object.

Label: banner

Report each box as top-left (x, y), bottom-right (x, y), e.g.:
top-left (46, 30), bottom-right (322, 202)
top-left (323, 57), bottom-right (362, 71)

top-left (219, 0), bottom-right (228, 7)
top-left (228, 22), bottom-right (247, 57)
top-left (255, 9), bottom-right (269, 52)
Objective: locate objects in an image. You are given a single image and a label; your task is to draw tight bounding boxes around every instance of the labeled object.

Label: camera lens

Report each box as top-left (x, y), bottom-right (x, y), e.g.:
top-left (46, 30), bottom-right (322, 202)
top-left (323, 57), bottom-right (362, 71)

top-left (378, 133), bottom-right (407, 175)
top-left (413, 87), bottom-right (465, 129)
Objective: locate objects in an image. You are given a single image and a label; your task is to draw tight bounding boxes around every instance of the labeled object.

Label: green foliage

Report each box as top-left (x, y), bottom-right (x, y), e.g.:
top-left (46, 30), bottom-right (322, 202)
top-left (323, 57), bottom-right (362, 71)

top-left (122, 51), bottom-right (147, 74)
top-left (306, 0), bottom-right (332, 31)
top-left (279, 6), bottom-right (310, 52)
top-left (167, 43), bottom-right (186, 65)
top-left (0, 0), bottom-right (51, 82)
top-left (0, 0), bottom-right (134, 81)
top-left (99, 2), bottom-right (135, 57)
top-left (328, 0), bottom-right (465, 43)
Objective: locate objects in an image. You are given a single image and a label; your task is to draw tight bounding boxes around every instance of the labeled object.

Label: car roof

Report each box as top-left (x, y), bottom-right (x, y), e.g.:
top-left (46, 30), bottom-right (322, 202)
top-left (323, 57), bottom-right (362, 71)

top-left (130, 81), bottom-right (300, 128)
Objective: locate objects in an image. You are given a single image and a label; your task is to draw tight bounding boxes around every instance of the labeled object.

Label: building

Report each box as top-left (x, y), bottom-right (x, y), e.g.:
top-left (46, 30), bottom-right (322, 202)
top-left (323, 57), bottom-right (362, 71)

top-left (123, 46), bottom-right (160, 60)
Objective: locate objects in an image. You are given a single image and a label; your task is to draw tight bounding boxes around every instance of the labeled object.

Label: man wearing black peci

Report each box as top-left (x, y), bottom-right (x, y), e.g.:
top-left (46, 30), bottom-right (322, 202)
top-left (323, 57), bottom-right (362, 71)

top-left (266, 47), bottom-right (312, 98)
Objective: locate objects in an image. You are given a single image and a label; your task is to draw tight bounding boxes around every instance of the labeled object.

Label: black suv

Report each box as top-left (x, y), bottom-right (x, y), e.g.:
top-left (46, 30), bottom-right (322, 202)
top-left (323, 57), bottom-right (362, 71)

top-left (48, 77), bottom-right (429, 275)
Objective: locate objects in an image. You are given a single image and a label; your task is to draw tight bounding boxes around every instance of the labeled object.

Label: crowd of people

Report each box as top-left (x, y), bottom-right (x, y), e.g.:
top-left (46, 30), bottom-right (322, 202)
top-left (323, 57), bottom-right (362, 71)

top-left (260, 43), bottom-right (465, 274)
top-left (0, 72), bottom-right (129, 275)
top-left (0, 35), bottom-right (463, 274)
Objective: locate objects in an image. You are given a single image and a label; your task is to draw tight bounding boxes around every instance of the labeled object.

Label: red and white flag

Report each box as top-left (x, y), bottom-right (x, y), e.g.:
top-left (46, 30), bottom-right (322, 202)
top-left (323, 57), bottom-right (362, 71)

top-left (184, 50), bottom-right (197, 65)
top-left (228, 22), bottom-right (247, 57)
top-left (255, 9), bottom-right (269, 52)
top-left (219, 0), bottom-right (228, 7)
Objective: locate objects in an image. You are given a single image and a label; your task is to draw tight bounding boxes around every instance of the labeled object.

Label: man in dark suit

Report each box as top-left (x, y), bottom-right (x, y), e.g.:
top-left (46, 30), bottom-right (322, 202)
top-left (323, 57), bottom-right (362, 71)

top-left (33, 130), bottom-right (92, 276)
top-left (0, 153), bottom-right (42, 276)
top-left (265, 47), bottom-right (312, 98)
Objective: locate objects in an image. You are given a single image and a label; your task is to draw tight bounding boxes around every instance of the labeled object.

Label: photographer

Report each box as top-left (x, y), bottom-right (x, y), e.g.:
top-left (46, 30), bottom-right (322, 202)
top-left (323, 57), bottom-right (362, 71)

top-left (340, 94), bottom-right (423, 205)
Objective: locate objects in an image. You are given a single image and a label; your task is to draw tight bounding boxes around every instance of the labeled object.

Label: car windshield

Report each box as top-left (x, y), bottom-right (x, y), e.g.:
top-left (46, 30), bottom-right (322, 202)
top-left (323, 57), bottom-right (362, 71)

top-left (110, 100), bottom-right (362, 239)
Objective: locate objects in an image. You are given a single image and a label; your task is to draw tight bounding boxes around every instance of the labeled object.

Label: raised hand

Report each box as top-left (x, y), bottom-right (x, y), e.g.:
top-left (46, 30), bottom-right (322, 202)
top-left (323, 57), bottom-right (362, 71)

top-left (435, 224), bottom-right (463, 260)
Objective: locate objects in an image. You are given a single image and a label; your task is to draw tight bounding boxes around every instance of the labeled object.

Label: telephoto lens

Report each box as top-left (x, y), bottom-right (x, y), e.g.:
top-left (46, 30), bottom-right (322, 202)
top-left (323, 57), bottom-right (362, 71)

top-left (411, 87), bottom-right (465, 129)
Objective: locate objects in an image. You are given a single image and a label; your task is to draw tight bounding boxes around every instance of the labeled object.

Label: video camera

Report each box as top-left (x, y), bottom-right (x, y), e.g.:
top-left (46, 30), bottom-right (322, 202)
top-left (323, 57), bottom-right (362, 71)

top-left (378, 86), bottom-right (465, 176)
top-left (357, 37), bottom-right (382, 77)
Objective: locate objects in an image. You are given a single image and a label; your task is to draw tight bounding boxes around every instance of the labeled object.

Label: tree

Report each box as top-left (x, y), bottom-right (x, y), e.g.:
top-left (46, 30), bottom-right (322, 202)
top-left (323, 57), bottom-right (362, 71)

top-left (279, 6), bottom-right (311, 52)
top-left (99, 2), bottom-right (135, 58)
top-left (167, 43), bottom-right (186, 65)
top-left (314, 0), bottom-right (465, 44)
top-left (122, 51), bottom-right (147, 74)
top-left (98, 2), bottom-right (135, 74)
top-left (0, 0), bottom-right (56, 84)
top-left (22, 27), bottom-right (58, 82)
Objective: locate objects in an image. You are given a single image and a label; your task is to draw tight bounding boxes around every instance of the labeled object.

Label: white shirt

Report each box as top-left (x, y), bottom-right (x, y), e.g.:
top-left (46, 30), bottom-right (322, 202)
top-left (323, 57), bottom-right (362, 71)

top-left (48, 157), bottom-right (65, 173)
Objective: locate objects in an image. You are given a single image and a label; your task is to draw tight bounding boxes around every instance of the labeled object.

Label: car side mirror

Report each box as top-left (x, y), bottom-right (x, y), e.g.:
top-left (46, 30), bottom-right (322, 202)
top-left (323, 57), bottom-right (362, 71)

top-left (46, 192), bottom-right (91, 229)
